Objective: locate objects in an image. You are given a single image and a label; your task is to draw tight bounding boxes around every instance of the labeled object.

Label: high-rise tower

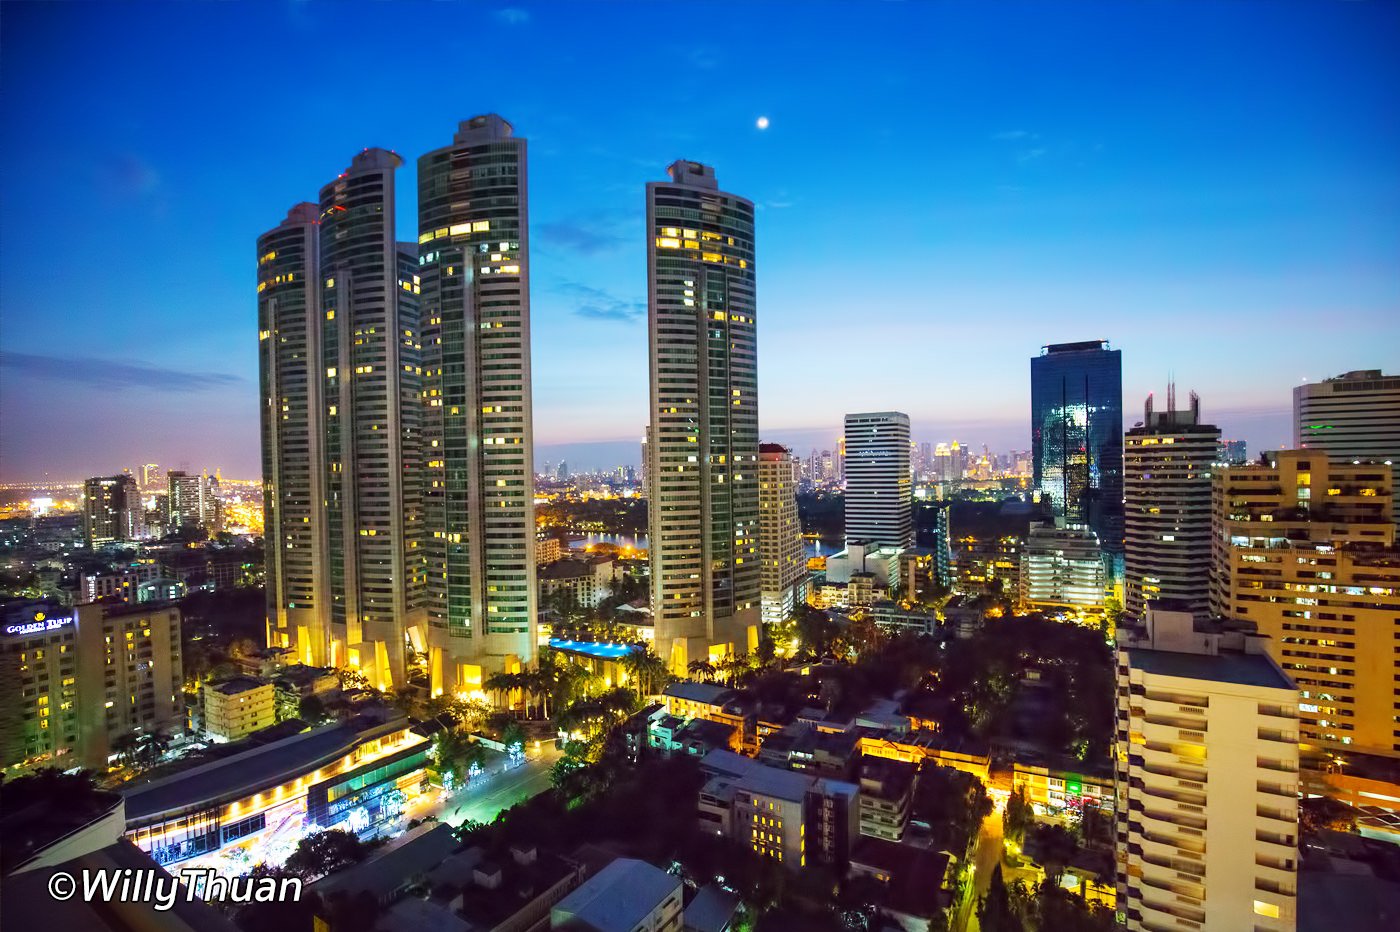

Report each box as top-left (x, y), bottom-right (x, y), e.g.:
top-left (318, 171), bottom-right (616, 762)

top-left (258, 203), bottom-right (329, 665)
top-left (758, 444), bottom-right (807, 625)
top-left (1294, 369), bottom-right (1400, 519)
top-left (318, 148), bottom-right (424, 691)
top-left (1123, 387), bottom-right (1220, 620)
top-left (1030, 341), bottom-right (1124, 556)
top-left (417, 116), bottom-right (536, 693)
top-left (82, 475), bottom-right (139, 546)
top-left (843, 412), bottom-right (913, 549)
top-left (646, 161), bottom-right (759, 672)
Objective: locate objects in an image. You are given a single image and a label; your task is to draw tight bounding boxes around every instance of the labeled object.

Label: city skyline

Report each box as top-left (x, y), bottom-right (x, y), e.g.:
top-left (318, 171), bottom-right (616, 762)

top-left (2, 1), bottom-right (1398, 481)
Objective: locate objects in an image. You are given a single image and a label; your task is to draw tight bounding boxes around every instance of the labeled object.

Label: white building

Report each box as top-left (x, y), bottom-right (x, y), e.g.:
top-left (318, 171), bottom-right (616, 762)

top-left (202, 677), bottom-right (276, 743)
top-left (1116, 606), bottom-right (1299, 931)
top-left (1123, 388), bottom-right (1220, 620)
top-left (843, 412), bottom-right (912, 549)
top-left (1294, 369), bottom-right (1400, 519)
top-left (1018, 523), bottom-right (1106, 609)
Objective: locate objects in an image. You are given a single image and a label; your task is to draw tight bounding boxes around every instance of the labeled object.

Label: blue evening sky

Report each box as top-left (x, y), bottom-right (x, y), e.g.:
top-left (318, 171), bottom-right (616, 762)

top-left (1, 1), bottom-right (1397, 479)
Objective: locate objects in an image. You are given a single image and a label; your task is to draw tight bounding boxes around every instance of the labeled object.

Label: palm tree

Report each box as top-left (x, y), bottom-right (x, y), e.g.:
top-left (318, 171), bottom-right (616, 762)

top-left (483, 671), bottom-right (520, 710)
top-left (688, 659), bottom-right (717, 682)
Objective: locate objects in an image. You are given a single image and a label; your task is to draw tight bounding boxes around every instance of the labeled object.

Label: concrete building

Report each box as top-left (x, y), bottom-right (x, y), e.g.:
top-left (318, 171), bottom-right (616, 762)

top-left (80, 562), bottom-right (159, 605)
top-left (258, 202), bottom-right (330, 670)
top-left (1222, 439), bottom-right (1248, 466)
top-left (1211, 450), bottom-right (1397, 759)
top-left (419, 115), bottom-right (538, 693)
top-left (646, 161), bottom-right (760, 673)
top-left (1123, 387), bottom-right (1221, 620)
top-left (201, 677), bottom-right (276, 742)
top-left (550, 857), bottom-right (682, 932)
top-left (857, 756), bottom-right (917, 841)
top-left (758, 444), bottom-right (807, 625)
top-left (82, 475), bottom-right (139, 546)
top-left (319, 148), bottom-right (425, 691)
top-left (1115, 606), bottom-right (1299, 932)
top-left (165, 471), bottom-right (220, 535)
top-left (1294, 370), bottom-right (1400, 518)
top-left (0, 600), bottom-right (183, 773)
top-left (698, 749), bottom-right (859, 873)
top-left (539, 557), bottom-right (615, 610)
top-left (843, 412), bottom-right (913, 549)
top-left (1018, 523), bottom-right (1106, 609)
top-left (1031, 340), bottom-right (1124, 560)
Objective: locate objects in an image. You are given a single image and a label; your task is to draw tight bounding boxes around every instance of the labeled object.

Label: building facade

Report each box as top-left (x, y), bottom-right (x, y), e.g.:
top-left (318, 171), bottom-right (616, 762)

top-left (82, 475), bottom-right (140, 547)
top-left (1211, 450), bottom-right (1397, 758)
top-left (1123, 388), bottom-right (1220, 620)
top-left (417, 115), bottom-right (537, 693)
top-left (1018, 523), bottom-right (1106, 609)
top-left (318, 148), bottom-right (425, 691)
top-left (1030, 341), bottom-right (1124, 560)
top-left (1294, 369), bottom-right (1400, 519)
top-left (758, 444), bottom-right (807, 625)
top-left (843, 412), bottom-right (913, 549)
top-left (202, 677), bottom-right (276, 743)
top-left (646, 161), bottom-right (760, 672)
top-left (1115, 607), bottom-right (1298, 931)
top-left (258, 203), bottom-right (330, 668)
top-left (1, 601), bottom-right (183, 773)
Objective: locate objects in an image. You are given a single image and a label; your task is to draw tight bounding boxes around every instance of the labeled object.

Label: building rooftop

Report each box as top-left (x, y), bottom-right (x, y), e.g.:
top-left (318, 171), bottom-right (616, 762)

top-left (552, 857), bottom-right (680, 931)
top-left (1126, 647), bottom-right (1294, 690)
top-left (850, 837), bottom-right (951, 918)
top-left (206, 676), bottom-right (268, 696)
top-left (122, 717), bottom-right (413, 823)
top-left (312, 823), bottom-right (460, 902)
top-left (663, 682), bottom-right (738, 706)
top-left (685, 884), bottom-right (741, 932)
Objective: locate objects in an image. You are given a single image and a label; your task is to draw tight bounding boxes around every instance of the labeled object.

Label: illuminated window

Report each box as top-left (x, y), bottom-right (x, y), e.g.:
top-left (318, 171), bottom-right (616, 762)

top-left (1253, 901), bottom-right (1280, 919)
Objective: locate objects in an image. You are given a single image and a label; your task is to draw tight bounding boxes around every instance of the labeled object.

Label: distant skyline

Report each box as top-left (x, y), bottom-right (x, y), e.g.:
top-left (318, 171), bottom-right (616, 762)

top-left (2, 1), bottom-right (1397, 480)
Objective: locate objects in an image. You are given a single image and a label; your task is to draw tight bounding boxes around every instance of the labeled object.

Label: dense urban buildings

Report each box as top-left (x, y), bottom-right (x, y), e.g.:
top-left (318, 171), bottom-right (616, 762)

top-left (1115, 606), bottom-right (1299, 932)
top-left (645, 161), bottom-right (760, 671)
top-left (1211, 450), bottom-right (1397, 760)
top-left (1123, 387), bottom-right (1220, 620)
top-left (1030, 340), bottom-right (1124, 562)
top-left (843, 412), bottom-right (913, 549)
top-left (258, 202), bottom-right (329, 668)
top-left (418, 115), bottom-right (538, 693)
top-left (1, 601), bottom-right (182, 773)
top-left (82, 475), bottom-right (139, 546)
top-left (757, 443), bottom-right (807, 625)
top-left (1294, 369), bottom-right (1400, 519)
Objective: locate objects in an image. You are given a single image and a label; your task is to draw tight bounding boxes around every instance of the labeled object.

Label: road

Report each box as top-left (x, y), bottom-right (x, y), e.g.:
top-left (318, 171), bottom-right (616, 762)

top-left (957, 807), bottom-right (1006, 932)
top-left (422, 744), bottom-right (562, 828)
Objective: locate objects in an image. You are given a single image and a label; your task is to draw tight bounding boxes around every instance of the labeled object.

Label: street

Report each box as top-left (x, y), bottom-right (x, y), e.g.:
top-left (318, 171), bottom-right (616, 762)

top-left (419, 742), bottom-right (563, 829)
top-left (956, 807), bottom-right (1005, 932)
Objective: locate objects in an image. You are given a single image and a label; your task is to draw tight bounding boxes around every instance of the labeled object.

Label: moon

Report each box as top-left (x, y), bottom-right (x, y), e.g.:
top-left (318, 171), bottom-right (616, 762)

top-left (756, 116), bottom-right (770, 130)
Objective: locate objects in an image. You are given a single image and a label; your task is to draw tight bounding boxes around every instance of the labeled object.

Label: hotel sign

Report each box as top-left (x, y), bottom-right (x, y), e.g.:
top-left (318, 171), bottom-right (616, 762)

top-left (4, 610), bottom-right (74, 637)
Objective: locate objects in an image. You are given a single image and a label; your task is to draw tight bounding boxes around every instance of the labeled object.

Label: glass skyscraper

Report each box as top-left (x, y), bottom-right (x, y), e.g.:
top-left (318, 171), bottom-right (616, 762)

top-left (646, 161), bottom-right (760, 673)
top-left (1030, 340), bottom-right (1124, 556)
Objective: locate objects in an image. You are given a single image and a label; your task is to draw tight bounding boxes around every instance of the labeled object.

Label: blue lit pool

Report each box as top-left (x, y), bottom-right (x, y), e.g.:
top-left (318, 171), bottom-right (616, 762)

top-left (548, 638), bottom-right (642, 660)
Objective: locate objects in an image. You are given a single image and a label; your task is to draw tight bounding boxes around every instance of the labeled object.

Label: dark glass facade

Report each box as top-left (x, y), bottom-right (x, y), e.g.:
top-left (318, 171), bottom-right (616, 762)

top-left (1030, 341), bottom-right (1123, 556)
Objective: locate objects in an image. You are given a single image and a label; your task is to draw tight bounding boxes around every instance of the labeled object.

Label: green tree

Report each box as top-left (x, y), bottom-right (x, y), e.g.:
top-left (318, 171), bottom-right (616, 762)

top-left (978, 864), bottom-right (1024, 932)
top-left (1004, 785), bottom-right (1034, 846)
top-left (284, 829), bottom-right (368, 881)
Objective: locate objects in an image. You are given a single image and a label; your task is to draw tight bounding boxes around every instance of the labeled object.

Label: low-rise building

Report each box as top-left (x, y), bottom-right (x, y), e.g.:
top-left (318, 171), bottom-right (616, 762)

top-left (858, 757), bottom-right (918, 841)
top-left (272, 665), bottom-right (340, 721)
top-left (848, 837), bottom-right (954, 930)
top-left (550, 857), bottom-right (682, 932)
top-left (201, 676), bottom-right (276, 742)
top-left (540, 557), bottom-right (616, 610)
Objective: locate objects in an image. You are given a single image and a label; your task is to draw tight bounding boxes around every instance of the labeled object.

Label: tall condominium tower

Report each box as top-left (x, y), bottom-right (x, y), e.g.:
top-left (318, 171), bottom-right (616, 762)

top-left (646, 161), bottom-right (759, 672)
top-left (1123, 387), bottom-right (1220, 621)
top-left (164, 470), bottom-right (219, 533)
top-left (1212, 450), bottom-right (1398, 761)
top-left (417, 116), bottom-right (536, 693)
top-left (843, 412), bottom-right (912, 549)
top-left (318, 148), bottom-right (424, 691)
top-left (758, 444), bottom-right (807, 625)
top-left (258, 203), bottom-right (329, 665)
top-left (1115, 606), bottom-right (1298, 932)
top-left (82, 475), bottom-right (139, 546)
top-left (1030, 340), bottom-right (1124, 557)
top-left (1294, 369), bottom-right (1400, 518)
